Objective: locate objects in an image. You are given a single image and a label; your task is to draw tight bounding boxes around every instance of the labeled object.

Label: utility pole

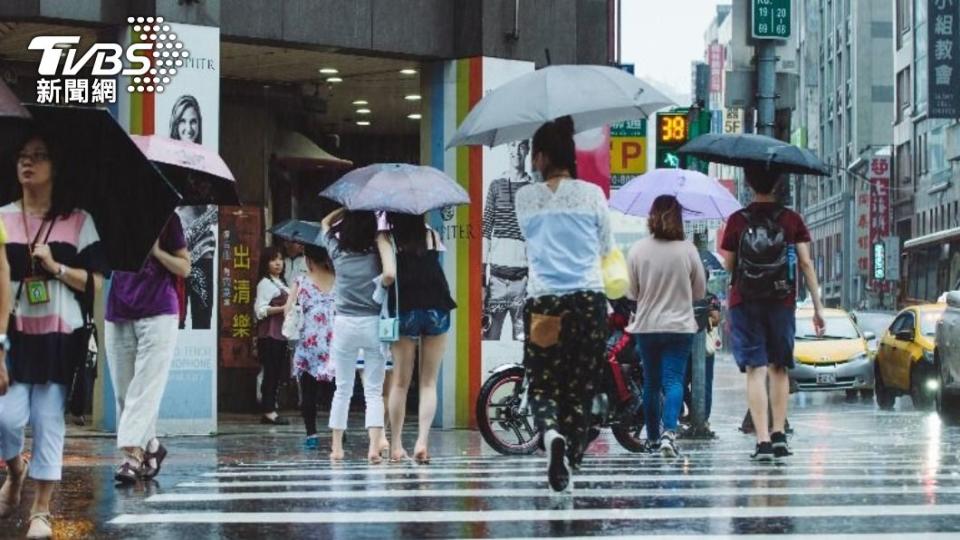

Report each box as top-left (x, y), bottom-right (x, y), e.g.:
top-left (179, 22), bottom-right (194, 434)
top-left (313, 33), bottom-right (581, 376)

top-left (756, 40), bottom-right (777, 137)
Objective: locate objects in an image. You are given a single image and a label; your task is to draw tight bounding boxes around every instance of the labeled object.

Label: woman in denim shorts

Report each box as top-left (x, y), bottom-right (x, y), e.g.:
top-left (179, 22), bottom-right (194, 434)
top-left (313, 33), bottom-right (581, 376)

top-left (384, 212), bottom-right (456, 464)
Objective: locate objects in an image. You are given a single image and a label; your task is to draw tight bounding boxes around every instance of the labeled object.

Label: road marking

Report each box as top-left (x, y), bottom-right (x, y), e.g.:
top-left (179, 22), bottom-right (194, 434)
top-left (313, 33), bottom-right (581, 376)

top-left (492, 535), bottom-right (960, 540)
top-left (107, 503), bottom-right (960, 525)
top-left (146, 485), bottom-right (960, 503)
top-left (203, 467), bottom-right (960, 480)
top-left (179, 474), bottom-right (959, 489)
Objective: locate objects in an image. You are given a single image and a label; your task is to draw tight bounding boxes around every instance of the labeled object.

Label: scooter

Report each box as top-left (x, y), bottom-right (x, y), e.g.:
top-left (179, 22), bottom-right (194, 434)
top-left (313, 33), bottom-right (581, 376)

top-left (475, 302), bottom-right (647, 455)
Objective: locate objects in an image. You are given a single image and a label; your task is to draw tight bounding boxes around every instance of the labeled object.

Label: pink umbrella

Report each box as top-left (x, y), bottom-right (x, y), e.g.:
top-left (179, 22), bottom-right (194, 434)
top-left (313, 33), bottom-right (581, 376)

top-left (131, 134), bottom-right (239, 205)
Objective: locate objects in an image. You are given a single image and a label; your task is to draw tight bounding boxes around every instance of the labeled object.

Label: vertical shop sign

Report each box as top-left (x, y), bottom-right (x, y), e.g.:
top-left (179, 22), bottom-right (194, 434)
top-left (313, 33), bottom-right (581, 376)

top-left (218, 207), bottom-right (262, 368)
top-left (929, 0), bottom-right (960, 118)
top-left (869, 156), bottom-right (891, 288)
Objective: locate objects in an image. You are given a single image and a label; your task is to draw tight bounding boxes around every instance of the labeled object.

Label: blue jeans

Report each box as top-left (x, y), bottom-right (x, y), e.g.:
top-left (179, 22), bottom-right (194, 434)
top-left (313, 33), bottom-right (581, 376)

top-left (635, 333), bottom-right (694, 442)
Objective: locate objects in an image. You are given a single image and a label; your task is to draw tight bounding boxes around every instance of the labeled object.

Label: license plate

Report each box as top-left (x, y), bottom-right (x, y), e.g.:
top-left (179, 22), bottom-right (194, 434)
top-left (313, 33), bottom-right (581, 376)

top-left (816, 373), bottom-right (837, 384)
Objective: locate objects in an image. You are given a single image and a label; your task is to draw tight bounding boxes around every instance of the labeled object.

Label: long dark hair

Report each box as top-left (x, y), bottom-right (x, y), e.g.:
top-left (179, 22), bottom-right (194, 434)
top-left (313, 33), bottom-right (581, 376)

top-left (386, 212), bottom-right (428, 254)
top-left (647, 195), bottom-right (685, 241)
top-left (12, 130), bottom-right (74, 220)
top-left (258, 245), bottom-right (286, 284)
top-left (328, 210), bottom-right (377, 253)
top-left (532, 115), bottom-right (577, 179)
top-left (304, 244), bottom-right (333, 272)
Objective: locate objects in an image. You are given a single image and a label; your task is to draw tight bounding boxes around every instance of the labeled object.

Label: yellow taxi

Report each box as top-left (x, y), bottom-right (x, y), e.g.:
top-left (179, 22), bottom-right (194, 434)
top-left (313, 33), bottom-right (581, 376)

top-left (788, 308), bottom-right (875, 397)
top-left (874, 303), bottom-right (946, 410)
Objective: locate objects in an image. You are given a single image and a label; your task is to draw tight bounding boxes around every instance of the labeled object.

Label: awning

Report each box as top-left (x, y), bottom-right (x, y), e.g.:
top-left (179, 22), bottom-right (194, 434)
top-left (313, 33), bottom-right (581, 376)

top-left (273, 131), bottom-right (353, 171)
top-left (903, 226), bottom-right (960, 250)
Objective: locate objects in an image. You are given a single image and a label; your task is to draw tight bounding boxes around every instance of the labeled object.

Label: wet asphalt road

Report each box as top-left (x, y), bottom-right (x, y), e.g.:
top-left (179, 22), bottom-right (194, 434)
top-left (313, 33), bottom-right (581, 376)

top-left (3, 353), bottom-right (960, 539)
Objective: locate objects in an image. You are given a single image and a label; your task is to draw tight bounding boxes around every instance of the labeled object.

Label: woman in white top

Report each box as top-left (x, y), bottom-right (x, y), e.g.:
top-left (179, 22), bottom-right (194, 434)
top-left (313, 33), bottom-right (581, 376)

top-left (254, 245), bottom-right (290, 425)
top-left (514, 116), bottom-right (613, 493)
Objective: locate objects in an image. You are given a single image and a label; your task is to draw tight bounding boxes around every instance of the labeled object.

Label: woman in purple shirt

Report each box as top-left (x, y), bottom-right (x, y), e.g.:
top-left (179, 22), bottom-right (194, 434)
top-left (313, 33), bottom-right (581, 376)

top-left (105, 216), bottom-right (191, 484)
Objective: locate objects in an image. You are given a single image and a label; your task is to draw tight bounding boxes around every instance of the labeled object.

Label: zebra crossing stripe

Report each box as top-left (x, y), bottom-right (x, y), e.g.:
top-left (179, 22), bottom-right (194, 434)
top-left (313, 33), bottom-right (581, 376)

top-left (203, 468), bottom-right (960, 480)
top-left (144, 485), bottom-right (960, 503)
top-left (177, 474), bottom-right (959, 489)
top-left (107, 503), bottom-right (960, 525)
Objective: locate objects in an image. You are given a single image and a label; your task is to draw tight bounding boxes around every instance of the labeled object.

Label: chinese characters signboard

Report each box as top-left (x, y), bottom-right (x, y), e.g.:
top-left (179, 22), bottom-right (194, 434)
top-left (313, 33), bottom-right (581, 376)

top-left (869, 157), bottom-right (891, 288)
top-left (610, 120), bottom-right (647, 189)
top-left (929, 0), bottom-right (960, 118)
top-left (752, 0), bottom-right (791, 40)
top-left (856, 179), bottom-right (871, 276)
top-left (708, 44), bottom-right (724, 92)
top-left (218, 206), bottom-right (262, 369)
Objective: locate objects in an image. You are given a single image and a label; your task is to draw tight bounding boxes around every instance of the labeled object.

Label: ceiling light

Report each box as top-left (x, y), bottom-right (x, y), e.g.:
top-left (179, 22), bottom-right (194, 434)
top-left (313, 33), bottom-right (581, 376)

top-left (352, 100), bottom-right (369, 106)
top-left (407, 113), bottom-right (422, 120)
top-left (400, 68), bottom-right (418, 75)
top-left (326, 77), bottom-right (343, 83)
top-left (356, 120), bottom-right (371, 126)
top-left (405, 94), bottom-right (422, 101)
top-left (356, 108), bottom-right (372, 114)
top-left (319, 68), bottom-right (339, 74)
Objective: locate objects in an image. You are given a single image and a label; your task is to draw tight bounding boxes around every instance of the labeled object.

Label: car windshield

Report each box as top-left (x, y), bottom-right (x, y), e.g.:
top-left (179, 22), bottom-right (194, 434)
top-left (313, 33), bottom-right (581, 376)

top-left (921, 310), bottom-right (945, 337)
top-left (795, 315), bottom-right (860, 340)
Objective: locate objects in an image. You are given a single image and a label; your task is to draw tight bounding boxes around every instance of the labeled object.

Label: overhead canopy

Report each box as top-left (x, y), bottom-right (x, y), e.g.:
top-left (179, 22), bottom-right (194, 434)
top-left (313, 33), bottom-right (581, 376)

top-left (273, 131), bottom-right (353, 171)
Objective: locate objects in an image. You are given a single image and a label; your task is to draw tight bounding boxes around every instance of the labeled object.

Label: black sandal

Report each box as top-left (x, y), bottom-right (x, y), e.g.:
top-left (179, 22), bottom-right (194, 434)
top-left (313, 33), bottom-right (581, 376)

top-left (142, 444), bottom-right (168, 479)
top-left (114, 462), bottom-right (141, 485)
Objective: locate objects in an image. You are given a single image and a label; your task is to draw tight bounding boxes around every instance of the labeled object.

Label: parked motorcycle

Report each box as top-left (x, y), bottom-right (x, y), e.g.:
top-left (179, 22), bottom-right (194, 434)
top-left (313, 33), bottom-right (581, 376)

top-left (475, 301), bottom-right (646, 455)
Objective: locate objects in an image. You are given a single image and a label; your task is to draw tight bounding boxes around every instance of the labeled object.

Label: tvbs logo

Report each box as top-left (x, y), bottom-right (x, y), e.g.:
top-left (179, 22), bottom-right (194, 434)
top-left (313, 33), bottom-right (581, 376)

top-left (28, 16), bottom-right (186, 101)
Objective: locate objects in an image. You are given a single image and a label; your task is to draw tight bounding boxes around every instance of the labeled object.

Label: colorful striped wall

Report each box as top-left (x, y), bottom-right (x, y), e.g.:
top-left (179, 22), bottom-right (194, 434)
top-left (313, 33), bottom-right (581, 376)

top-left (421, 58), bottom-right (484, 428)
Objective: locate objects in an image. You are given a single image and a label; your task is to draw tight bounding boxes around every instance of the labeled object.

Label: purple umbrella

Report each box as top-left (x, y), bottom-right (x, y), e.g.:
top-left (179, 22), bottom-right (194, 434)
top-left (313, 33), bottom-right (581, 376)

top-left (609, 168), bottom-right (742, 221)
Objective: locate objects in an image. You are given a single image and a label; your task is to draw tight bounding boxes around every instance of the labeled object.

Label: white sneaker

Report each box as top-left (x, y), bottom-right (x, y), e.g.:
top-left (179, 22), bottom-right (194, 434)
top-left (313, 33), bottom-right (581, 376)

top-left (545, 429), bottom-right (572, 493)
top-left (659, 431), bottom-right (679, 458)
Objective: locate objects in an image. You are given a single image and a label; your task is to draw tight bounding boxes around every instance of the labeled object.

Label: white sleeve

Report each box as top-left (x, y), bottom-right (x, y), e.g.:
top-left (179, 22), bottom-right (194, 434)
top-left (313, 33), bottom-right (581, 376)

top-left (596, 189), bottom-right (614, 258)
top-left (254, 278), bottom-right (276, 321)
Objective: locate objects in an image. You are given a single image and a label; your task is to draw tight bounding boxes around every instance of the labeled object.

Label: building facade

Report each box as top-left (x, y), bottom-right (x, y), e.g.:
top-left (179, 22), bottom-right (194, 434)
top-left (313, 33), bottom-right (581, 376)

top-left (793, 0), bottom-right (894, 309)
top-left (0, 0), bottom-right (616, 430)
top-left (895, 0), bottom-right (960, 305)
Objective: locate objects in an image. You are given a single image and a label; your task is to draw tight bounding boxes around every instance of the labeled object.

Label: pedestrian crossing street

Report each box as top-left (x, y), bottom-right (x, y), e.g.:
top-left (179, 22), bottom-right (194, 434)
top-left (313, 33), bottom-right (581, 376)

top-left (107, 440), bottom-right (960, 538)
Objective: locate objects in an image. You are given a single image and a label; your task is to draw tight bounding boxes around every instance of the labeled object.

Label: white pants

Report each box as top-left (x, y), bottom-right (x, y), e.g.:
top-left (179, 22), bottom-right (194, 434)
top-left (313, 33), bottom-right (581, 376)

top-left (329, 315), bottom-right (385, 430)
top-left (0, 383), bottom-right (67, 481)
top-left (105, 315), bottom-right (178, 450)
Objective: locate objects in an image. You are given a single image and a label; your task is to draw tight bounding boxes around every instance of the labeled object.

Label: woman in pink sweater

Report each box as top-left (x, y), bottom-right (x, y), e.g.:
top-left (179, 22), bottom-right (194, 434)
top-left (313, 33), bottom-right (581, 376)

top-left (626, 195), bottom-right (706, 458)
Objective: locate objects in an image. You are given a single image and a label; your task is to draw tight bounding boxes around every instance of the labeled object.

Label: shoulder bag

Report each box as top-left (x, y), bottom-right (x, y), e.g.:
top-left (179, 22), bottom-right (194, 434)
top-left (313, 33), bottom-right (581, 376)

top-left (67, 270), bottom-right (97, 416)
top-left (379, 237), bottom-right (400, 343)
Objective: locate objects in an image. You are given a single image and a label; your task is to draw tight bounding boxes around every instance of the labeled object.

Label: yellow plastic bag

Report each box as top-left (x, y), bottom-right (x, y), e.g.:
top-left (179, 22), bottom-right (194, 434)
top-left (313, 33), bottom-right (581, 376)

top-left (601, 247), bottom-right (629, 299)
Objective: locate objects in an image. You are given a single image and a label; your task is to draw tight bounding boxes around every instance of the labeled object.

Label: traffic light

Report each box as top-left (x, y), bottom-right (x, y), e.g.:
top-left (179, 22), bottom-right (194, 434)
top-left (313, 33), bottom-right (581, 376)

top-left (654, 108), bottom-right (711, 171)
top-left (655, 112), bottom-right (689, 169)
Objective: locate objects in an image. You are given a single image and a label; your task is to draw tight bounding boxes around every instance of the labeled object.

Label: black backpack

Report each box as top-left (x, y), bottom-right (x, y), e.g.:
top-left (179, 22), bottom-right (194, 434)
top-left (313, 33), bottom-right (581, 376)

top-left (735, 207), bottom-right (792, 300)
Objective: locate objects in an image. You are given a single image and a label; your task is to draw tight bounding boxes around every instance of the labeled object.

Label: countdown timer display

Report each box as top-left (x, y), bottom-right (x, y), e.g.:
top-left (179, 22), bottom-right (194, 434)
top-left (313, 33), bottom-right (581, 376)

top-left (657, 113), bottom-right (688, 145)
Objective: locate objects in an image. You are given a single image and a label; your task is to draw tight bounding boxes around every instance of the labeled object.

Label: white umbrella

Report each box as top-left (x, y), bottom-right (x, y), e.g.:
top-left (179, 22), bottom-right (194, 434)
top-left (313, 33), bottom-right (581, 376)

top-left (447, 65), bottom-right (675, 148)
top-left (320, 163), bottom-right (470, 215)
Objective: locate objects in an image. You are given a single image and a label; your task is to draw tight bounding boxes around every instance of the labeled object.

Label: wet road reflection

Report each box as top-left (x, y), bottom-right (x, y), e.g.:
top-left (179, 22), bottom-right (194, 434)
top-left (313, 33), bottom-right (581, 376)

top-left (2, 356), bottom-right (960, 538)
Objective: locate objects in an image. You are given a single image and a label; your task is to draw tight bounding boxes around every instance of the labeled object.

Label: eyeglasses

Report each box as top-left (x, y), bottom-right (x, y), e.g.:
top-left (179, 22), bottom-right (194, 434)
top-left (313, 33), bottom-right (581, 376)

top-left (17, 152), bottom-right (50, 163)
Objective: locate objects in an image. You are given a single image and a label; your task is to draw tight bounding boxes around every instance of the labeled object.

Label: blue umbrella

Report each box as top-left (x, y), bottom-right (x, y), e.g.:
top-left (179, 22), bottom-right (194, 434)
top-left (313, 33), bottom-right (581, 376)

top-left (269, 219), bottom-right (323, 247)
top-left (609, 168), bottom-right (742, 221)
top-left (320, 163), bottom-right (470, 215)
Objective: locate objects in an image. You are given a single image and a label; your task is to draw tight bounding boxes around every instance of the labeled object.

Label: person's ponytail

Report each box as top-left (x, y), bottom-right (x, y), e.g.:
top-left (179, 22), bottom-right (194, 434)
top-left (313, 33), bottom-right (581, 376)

top-left (532, 115), bottom-right (578, 179)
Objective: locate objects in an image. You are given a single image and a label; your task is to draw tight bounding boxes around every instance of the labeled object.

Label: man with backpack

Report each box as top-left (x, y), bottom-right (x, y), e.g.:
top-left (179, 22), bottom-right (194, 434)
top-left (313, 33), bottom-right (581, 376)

top-left (721, 166), bottom-right (825, 462)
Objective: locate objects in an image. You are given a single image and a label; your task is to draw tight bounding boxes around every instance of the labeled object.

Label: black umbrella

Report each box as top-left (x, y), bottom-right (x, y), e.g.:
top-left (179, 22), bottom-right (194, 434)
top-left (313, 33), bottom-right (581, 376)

top-left (677, 133), bottom-right (830, 176)
top-left (16, 105), bottom-right (182, 271)
top-left (268, 219), bottom-right (323, 247)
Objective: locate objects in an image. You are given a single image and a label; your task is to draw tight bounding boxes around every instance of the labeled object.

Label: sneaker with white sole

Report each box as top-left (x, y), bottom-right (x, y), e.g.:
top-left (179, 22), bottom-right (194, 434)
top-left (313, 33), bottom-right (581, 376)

top-left (771, 432), bottom-right (793, 461)
top-left (751, 441), bottom-right (775, 462)
top-left (659, 431), bottom-right (679, 458)
top-left (545, 430), bottom-right (572, 493)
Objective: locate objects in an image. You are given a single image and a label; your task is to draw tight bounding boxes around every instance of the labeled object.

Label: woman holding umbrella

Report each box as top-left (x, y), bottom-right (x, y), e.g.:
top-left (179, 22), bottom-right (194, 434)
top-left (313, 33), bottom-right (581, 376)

top-left (514, 116), bottom-right (613, 493)
top-left (384, 212), bottom-right (456, 464)
top-left (625, 195), bottom-right (706, 458)
top-left (0, 131), bottom-right (108, 539)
